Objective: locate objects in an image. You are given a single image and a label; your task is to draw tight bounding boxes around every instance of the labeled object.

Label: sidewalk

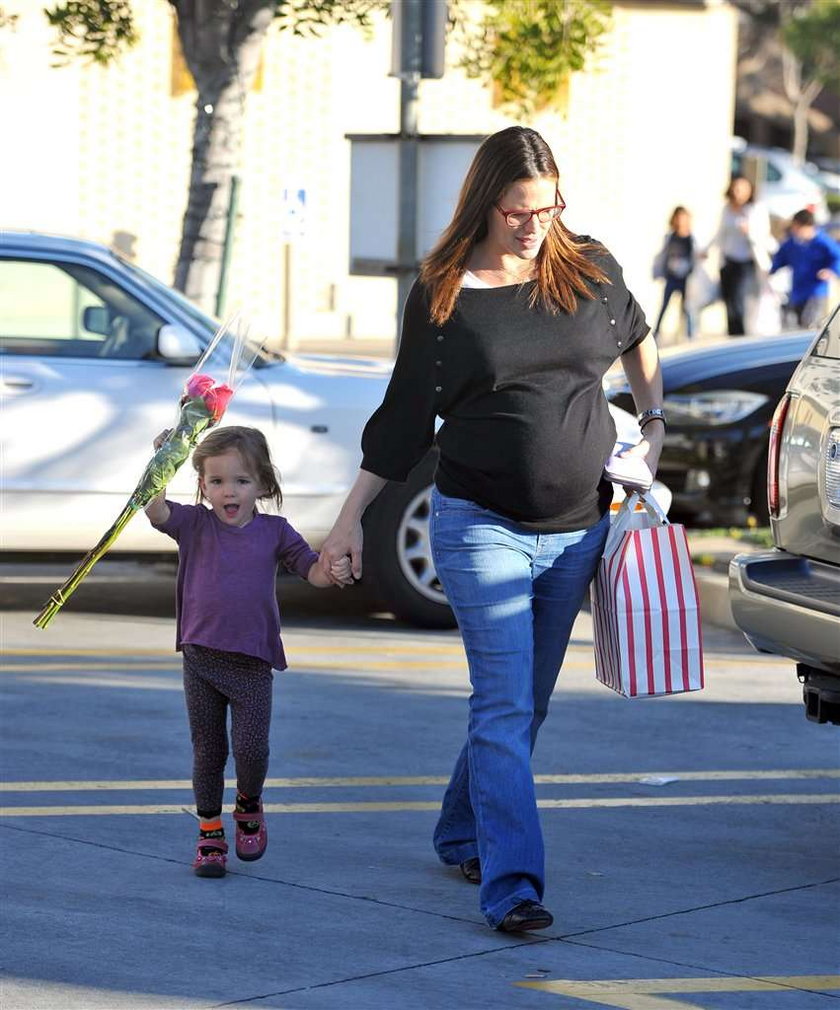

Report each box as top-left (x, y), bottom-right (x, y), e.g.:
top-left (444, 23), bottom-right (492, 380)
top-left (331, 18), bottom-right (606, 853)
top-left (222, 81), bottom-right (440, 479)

top-left (687, 530), bottom-right (769, 632)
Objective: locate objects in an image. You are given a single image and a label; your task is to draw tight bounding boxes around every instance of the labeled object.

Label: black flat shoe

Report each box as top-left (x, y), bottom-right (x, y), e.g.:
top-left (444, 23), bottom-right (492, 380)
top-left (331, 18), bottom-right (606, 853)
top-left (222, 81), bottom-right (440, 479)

top-left (497, 900), bottom-right (554, 933)
top-left (459, 857), bottom-right (481, 884)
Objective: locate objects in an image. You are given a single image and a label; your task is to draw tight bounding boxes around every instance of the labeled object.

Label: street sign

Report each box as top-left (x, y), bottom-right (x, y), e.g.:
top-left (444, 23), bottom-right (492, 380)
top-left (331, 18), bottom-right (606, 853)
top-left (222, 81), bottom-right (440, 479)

top-left (279, 187), bottom-right (307, 242)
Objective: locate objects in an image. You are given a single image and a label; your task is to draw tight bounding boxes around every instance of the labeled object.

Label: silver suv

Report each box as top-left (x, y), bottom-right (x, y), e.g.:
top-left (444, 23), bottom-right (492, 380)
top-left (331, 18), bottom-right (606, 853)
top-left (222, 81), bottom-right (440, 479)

top-left (729, 304), bottom-right (840, 724)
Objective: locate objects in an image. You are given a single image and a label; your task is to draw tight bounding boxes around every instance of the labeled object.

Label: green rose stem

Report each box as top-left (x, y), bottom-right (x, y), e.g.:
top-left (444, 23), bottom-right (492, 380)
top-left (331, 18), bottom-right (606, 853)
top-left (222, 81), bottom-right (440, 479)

top-left (33, 397), bottom-right (214, 629)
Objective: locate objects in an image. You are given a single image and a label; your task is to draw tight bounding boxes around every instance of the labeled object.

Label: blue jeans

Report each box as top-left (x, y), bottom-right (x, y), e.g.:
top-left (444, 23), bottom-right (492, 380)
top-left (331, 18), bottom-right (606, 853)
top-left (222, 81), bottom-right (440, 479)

top-left (654, 275), bottom-right (694, 339)
top-left (429, 489), bottom-right (609, 927)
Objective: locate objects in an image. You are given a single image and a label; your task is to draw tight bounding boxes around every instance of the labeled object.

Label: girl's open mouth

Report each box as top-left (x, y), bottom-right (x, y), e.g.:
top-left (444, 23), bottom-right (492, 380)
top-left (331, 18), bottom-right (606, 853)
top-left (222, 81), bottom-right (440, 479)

top-left (224, 504), bottom-right (239, 517)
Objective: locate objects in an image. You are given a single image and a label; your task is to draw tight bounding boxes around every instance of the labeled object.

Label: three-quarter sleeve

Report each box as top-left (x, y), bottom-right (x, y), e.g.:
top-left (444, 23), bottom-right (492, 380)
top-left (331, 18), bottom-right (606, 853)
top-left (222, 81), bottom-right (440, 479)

top-left (361, 280), bottom-right (437, 481)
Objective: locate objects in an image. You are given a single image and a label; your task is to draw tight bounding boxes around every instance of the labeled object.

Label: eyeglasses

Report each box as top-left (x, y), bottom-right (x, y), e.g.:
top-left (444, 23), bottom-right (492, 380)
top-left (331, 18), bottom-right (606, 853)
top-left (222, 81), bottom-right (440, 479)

top-left (494, 194), bottom-right (566, 228)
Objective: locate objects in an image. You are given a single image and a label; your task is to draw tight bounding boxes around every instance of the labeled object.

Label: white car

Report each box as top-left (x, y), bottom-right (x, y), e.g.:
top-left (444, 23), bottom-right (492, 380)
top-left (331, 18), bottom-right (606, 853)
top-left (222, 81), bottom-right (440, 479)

top-left (731, 140), bottom-right (830, 227)
top-left (1, 231), bottom-right (670, 627)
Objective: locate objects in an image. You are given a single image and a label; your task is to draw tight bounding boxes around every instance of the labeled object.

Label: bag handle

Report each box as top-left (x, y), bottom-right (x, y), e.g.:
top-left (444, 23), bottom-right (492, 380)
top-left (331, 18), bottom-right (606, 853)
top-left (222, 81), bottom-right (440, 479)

top-left (603, 491), bottom-right (669, 557)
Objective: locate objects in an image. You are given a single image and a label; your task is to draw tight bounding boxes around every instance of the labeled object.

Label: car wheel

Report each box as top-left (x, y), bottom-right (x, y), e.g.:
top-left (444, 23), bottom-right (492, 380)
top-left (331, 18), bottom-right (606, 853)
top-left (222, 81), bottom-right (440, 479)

top-left (362, 450), bottom-right (456, 629)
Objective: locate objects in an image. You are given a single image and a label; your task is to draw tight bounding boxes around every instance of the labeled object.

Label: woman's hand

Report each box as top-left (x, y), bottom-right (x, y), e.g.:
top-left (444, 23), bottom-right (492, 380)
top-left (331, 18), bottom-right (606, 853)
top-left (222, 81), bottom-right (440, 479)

top-left (319, 520), bottom-right (364, 585)
top-left (619, 421), bottom-right (664, 482)
top-left (318, 469), bottom-right (388, 585)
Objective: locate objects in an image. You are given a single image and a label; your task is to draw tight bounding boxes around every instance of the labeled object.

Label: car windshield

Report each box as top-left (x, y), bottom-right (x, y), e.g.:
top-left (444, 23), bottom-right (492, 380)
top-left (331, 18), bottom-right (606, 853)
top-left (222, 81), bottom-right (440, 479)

top-left (118, 257), bottom-right (281, 365)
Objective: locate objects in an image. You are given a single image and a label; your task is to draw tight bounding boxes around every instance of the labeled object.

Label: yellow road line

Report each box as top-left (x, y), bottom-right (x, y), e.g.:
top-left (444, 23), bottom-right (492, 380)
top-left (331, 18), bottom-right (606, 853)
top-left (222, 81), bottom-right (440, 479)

top-left (2, 794), bottom-right (837, 817)
top-left (517, 975), bottom-right (840, 1009)
top-left (1, 644), bottom-right (465, 658)
top-left (0, 660), bottom-right (469, 673)
top-left (1, 657), bottom-right (793, 675)
top-left (2, 769), bottom-right (836, 792)
top-left (0, 648), bottom-right (787, 666)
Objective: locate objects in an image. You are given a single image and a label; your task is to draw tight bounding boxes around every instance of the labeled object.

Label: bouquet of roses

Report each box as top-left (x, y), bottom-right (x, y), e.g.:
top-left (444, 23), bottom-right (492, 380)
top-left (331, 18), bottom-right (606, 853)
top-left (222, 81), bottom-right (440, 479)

top-left (34, 312), bottom-right (262, 629)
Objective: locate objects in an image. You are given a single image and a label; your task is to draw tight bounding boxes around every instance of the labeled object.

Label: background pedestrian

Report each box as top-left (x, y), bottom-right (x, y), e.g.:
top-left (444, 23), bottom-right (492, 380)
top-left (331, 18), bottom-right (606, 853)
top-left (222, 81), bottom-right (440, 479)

top-left (704, 176), bottom-right (775, 335)
top-left (770, 208), bottom-right (840, 329)
top-left (652, 205), bottom-right (697, 341)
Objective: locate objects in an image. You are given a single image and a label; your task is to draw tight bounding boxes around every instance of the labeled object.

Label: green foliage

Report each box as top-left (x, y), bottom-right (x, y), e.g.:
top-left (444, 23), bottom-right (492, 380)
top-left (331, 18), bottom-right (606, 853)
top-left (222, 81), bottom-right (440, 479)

top-left (43, 0), bottom-right (387, 66)
top-left (455, 0), bottom-right (612, 120)
top-left (45, 0), bottom-right (138, 65)
top-left (782, 0), bottom-right (840, 91)
top-left (273, 0), bottom-right (386, 38)
top-left (0, 6), bottom-right (19, 30)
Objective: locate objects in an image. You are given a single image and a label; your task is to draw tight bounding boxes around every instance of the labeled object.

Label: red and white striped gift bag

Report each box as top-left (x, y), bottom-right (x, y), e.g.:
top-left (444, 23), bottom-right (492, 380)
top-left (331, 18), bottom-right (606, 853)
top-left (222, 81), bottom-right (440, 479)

top-left (591, 492), bottom-right (704, 698)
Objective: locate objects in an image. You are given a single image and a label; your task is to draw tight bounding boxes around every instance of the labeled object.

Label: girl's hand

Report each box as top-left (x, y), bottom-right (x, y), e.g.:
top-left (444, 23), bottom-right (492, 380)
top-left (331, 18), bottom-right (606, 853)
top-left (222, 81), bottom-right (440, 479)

top-left (153, 428), bottom-right (173, 451)
top-left (329, 556), bottom-right (355, 587)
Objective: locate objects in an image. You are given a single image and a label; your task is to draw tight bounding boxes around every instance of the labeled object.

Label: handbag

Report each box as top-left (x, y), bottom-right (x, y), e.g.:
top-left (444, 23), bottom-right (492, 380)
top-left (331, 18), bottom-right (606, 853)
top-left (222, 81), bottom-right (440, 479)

top-left (591, 492), bottom-right (704, 698)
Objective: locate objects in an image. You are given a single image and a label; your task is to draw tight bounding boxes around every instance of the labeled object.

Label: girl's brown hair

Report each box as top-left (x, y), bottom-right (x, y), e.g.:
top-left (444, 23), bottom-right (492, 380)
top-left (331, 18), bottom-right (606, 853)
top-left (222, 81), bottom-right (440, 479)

top-left (669, 205), bottom-right (690, 228)
top-left (725, 176), bottom-right (754, 203)
top-left (192, 426), bottom-right (282, 511)
top-left (420, 126), bottom-right (609, 325)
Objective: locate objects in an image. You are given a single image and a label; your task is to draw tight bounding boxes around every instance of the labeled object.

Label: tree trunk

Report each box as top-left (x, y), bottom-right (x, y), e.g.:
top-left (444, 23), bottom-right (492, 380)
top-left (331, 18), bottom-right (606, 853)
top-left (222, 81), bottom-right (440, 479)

top-left (791, 78), bottom-right (823, 165)
top-left (171, 0), bottom-right (275, 312)
top-left (781, 45), bottom-right (823, 165)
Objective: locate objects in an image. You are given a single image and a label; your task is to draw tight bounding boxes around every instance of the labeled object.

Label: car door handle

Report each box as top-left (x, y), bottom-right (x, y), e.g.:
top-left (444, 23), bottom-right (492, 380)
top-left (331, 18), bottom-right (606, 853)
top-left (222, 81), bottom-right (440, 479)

top-left (0, 377), bottom-right (36, 392)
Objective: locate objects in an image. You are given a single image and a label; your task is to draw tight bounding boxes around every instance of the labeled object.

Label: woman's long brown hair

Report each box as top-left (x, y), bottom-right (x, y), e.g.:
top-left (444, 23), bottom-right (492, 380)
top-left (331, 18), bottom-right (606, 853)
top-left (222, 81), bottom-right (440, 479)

top-left (420, 126), bottom-right (609, 325)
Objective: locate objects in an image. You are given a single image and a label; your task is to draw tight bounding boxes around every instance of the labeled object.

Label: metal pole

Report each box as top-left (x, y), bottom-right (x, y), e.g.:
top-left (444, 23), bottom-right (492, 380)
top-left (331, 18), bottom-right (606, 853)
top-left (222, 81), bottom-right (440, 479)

top-left (215, 173), bottom-right (241, 318)
top-left (396, 0), bottom-right (421, 351)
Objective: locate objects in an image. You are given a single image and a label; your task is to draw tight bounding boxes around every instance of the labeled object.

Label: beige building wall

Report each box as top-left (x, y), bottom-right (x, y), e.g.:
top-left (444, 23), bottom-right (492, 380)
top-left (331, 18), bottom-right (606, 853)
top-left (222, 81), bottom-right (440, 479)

top-left (2, 1), bottom-right (737, 348)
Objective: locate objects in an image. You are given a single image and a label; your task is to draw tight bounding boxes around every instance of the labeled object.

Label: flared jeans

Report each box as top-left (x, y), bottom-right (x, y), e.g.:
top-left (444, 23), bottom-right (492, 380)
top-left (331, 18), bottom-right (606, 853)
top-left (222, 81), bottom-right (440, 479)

top-left (429, 489), bottom-right (609, 927)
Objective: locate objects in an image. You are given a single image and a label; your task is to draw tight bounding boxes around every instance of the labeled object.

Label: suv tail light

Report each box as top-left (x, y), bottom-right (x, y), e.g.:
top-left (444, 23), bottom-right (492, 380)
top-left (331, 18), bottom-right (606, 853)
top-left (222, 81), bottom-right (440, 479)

top-left (768, 393), bottom-right (792, 517)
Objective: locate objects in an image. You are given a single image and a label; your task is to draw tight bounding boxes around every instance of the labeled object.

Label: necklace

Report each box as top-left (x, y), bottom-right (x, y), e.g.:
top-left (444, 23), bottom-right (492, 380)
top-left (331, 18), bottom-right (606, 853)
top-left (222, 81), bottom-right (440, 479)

top-left (468, 264), bottom-right (535, 287)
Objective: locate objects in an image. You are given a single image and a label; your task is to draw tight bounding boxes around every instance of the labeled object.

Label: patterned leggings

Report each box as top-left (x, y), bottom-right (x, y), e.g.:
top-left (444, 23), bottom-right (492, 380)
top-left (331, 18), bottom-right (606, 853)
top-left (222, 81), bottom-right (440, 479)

top-left (182, 644), bottom-right (274, 816)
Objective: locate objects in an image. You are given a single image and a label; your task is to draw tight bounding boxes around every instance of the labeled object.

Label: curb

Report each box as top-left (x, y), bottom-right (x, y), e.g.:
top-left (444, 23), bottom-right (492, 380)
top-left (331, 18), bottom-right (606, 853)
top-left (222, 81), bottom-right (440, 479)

top-left (694, 567), bottom-right (737, 631)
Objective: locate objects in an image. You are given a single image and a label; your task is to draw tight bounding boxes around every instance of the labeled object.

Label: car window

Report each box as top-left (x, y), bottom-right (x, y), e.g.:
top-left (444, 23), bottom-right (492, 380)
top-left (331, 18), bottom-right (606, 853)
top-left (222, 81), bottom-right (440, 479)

top-left (812, 305), bottom-right (840, 360)
top-left (0, 258), bottom-right (164, 360)
top-left (765, 161), bottom-right (783, 182)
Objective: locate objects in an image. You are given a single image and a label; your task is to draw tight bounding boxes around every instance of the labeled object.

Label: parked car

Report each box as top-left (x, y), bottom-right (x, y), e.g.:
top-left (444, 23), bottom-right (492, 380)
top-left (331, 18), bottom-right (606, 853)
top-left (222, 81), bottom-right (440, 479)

top-left (731, 140), bottom-right (830, 229)
top-left (1, 231), bottom-right (669, 628)
top-left (605, 332), bottom-right (813, 527)
top-left (729, 305), bottom-right (840, 724)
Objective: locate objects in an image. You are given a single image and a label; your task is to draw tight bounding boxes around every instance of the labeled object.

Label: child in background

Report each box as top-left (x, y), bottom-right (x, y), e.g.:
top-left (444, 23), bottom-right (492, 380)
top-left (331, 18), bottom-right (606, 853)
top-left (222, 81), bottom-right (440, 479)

top-left (770, 209), bottom-right (840, 329)
top-left (146, 425), bottom-right (352, 878)
top-left (652, 206), bottom-right (697, 341)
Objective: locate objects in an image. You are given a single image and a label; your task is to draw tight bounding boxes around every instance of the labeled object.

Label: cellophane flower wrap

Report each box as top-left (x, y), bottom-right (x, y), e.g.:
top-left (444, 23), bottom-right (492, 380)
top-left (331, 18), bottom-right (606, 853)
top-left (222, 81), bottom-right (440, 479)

top-left (34, 312), bottom-right (262, 629)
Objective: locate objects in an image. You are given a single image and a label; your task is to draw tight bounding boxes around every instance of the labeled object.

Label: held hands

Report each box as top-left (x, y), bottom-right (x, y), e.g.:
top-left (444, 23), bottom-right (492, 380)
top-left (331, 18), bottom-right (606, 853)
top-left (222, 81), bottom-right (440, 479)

top-left (319, 520), bottom-right (364, 586)
top-left (329, 555), bottom-right (355, 588)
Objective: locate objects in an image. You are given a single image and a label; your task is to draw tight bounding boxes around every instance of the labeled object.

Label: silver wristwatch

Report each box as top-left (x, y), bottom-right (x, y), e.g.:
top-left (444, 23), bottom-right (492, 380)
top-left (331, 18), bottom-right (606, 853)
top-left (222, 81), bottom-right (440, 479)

top-left (637, 408), bottom-right (666, 429)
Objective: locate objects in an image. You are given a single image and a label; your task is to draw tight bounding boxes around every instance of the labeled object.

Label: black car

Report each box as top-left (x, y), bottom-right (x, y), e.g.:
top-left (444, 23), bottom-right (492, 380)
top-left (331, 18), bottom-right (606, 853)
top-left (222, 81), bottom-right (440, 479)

top-left (605, 333), bottom-right (813, 526)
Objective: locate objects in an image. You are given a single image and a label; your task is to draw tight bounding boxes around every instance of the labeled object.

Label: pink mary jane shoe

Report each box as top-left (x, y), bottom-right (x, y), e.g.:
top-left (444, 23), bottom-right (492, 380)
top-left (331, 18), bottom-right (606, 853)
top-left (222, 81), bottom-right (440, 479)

top-left (193, 837), bottom-right (228, 878)
top-left (234, 803), bottom-right (268, 861)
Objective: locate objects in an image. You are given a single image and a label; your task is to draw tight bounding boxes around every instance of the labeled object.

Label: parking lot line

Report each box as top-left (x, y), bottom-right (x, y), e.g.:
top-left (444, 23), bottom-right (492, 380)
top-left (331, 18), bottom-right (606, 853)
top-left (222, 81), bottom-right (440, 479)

top-left (1, 768), bottom-right (836, 792)
top-left (1, 647), bottom-right (791, 667)
top-left (516, 974), bottom-right (840, 1009)
top-left (2, 794), bottom-right (838, 817)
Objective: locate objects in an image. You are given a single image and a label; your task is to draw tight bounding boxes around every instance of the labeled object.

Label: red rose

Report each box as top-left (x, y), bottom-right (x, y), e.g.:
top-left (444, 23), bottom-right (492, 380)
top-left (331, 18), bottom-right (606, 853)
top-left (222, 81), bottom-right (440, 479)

top-left (185, 373), bottom-right (215, 398)
top-left (204, 383), bottom-right (234, 420)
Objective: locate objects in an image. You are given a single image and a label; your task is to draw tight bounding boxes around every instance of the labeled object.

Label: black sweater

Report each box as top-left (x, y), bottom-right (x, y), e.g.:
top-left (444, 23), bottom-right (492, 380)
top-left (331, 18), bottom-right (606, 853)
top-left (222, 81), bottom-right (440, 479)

top-left (361, 245), bottom-right (649, 532)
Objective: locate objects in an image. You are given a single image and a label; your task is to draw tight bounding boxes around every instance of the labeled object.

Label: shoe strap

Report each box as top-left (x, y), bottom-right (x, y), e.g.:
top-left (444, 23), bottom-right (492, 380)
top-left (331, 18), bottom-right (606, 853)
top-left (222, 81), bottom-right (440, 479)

top-left (197, 837), bottom-right (228, 854)
top-left (233, 809), bottom-right (264, 824)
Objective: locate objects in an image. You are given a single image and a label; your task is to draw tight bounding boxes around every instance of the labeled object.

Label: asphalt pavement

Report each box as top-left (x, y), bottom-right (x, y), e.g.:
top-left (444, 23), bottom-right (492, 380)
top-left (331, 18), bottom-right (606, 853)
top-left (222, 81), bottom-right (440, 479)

top-left (1, 567), bottom-right (838, 1010)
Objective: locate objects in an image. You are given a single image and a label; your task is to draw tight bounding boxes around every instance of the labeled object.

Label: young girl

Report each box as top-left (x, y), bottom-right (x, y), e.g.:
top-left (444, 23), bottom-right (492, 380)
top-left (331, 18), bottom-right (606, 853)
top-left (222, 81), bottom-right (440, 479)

top-left (146, 425), bottom-right (352, 878)
top-left (652, 205), bottom-right (697, 341)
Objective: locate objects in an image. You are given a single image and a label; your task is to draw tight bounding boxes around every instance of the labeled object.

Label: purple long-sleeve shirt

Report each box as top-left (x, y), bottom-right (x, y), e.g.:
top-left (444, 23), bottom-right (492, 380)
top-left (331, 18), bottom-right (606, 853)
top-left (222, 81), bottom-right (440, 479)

top-left (152, 501), bottom-right (318, 670)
